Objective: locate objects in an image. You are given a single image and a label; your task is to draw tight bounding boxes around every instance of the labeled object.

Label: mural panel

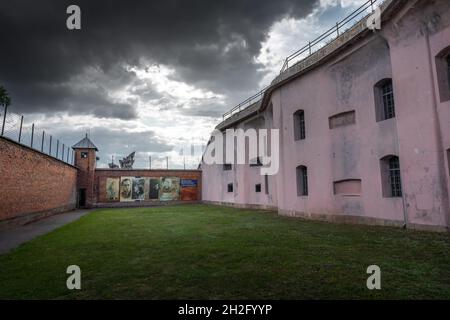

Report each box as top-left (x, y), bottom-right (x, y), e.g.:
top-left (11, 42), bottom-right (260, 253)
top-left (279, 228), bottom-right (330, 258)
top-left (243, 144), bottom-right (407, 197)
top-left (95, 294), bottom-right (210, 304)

top-left (160, 177), bottom-right (180, 201)
top-left (106, 178), bottom-right (120, 201)
top-left (180, 179), bottom-right (198, 201)
top-left (132, 177), bottom-right (145, 201)
top-left (120, 177), bottom-right (133, 202)
top-left (149, 178), bottom-right (161, 200)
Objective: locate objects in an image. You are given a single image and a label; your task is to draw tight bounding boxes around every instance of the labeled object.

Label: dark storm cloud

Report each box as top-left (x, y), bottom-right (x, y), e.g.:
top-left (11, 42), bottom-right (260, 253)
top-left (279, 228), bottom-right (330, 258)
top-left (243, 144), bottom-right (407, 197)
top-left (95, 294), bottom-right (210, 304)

top-left (0, 0), bottom-right (317, 118)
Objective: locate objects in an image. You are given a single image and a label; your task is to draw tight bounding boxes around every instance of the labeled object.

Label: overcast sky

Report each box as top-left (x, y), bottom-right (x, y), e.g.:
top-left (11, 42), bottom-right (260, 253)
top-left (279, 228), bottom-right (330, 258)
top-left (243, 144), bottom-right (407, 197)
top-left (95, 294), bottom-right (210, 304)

top-left (0, 0), bottom-right (367, 168)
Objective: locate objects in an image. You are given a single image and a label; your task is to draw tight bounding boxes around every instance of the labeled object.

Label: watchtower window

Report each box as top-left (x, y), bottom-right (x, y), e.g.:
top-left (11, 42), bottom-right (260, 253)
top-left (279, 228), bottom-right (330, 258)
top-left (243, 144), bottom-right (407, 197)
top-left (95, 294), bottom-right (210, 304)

top-left (81, 152), bottom-right (88, 158)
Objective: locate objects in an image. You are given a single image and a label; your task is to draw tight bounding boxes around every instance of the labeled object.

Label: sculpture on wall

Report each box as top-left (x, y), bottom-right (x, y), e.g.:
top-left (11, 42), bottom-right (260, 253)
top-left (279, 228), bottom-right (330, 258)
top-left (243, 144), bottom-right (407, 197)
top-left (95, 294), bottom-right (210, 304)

top-left (119, 152), bottom-right (135, 169)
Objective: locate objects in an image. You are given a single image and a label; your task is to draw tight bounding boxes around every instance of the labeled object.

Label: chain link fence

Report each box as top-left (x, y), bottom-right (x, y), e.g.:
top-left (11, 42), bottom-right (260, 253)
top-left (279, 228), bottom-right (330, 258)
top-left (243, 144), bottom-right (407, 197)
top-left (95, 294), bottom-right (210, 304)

top-left (0, 105), bottom-right (75, 165)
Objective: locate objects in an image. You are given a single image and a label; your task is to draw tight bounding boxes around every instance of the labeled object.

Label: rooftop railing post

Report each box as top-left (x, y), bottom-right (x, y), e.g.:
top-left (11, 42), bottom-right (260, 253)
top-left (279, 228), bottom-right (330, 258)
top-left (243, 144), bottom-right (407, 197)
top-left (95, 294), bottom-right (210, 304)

top-left (30, 124), bottom-right (34, 148)
top-left (1, 105), bottom-right (7, 136)
top-left (49, 135), bottom-right (52, 155)
top-left (41, 131), bottom-right (45, 152)
top-left (18, 115), bottom-right (24, 143)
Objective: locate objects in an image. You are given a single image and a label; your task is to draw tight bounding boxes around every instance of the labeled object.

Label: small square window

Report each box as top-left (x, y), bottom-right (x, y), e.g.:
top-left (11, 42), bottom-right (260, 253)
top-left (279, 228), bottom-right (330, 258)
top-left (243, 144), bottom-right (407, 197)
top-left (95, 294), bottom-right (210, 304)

top-left (81, 152), bottom-right (88, 158)
top-left (227, 183), bottom-right (233, 193)
top-left (255, 184), bottom-right (262, 193)
top-left (223, 164), bottom-right (232, 171)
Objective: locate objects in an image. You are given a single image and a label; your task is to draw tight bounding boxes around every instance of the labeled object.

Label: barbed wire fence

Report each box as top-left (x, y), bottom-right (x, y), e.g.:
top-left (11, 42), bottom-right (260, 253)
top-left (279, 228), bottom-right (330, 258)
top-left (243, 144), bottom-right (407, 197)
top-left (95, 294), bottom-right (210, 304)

top-left (105, 154), bottom-right (202, 170)
top-left (0, 105), bottom-right (75, 165)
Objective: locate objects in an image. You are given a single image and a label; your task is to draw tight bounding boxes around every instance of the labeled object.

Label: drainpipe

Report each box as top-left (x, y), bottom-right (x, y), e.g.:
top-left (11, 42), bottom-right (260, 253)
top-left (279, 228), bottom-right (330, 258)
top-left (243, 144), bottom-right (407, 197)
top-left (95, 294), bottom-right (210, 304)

top-left (424, 26), bottom-right (450, 228)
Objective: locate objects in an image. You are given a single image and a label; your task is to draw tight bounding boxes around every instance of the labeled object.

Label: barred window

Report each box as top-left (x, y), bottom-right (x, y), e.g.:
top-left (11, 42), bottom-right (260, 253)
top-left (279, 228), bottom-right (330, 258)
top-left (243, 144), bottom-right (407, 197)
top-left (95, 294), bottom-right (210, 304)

top-left (227, 183), bottom-right (234, 193)
top-left (296, 165), bottom-right (308, 196)
top-left (294, 110), bottom-right (306, 141)
top-left (388, 157), bottom-right (402, 197)
top-left (381, 155), bottom-right (402, 198)
top-left (375, 79), bottom-right (396, 122)
top-left (382, 80), bottom-right (395, 120)
top-left (223, 163), bottom-right (232, 171)
top-left (255, 184), bottom-right (262, 193)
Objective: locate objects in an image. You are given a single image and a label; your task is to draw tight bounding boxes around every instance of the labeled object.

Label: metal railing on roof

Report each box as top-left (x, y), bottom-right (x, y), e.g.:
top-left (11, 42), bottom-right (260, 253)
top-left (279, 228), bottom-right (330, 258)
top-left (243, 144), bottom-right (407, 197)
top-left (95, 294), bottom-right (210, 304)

top-left (222, 0), bottom-right (384, 121)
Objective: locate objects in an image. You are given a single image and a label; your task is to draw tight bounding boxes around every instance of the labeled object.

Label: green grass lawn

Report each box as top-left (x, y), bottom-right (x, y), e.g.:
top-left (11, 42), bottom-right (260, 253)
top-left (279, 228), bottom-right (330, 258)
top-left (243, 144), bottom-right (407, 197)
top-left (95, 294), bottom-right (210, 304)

top-left (0, 204), bottom-right (449, 299)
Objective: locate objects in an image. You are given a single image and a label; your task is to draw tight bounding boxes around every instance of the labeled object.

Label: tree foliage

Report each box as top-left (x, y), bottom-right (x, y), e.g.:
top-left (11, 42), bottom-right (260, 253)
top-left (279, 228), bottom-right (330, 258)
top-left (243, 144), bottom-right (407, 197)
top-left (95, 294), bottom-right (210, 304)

top-left (0, 85), bottom-right (11, 108)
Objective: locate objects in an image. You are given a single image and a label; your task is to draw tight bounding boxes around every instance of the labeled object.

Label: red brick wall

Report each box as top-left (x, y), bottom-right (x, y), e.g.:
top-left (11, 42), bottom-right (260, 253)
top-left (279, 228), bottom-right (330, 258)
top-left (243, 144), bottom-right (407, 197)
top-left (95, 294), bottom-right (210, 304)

top-left (94, 169), bottom-right (202, 206)
top-left (0, 137), bottom-right (77, 222)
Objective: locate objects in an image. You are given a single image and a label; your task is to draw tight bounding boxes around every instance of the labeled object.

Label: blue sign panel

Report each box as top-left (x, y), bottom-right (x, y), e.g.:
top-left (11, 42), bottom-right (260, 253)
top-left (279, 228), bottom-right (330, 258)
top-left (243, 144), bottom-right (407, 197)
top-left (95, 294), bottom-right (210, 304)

top-left (181, 179), bottom-right (198, 187)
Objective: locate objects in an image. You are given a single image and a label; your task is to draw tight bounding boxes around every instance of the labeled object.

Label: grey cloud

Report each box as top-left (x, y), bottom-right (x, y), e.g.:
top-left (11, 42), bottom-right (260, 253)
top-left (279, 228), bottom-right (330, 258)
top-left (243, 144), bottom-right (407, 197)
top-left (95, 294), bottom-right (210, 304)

top-left (0, 0), bottom-right (318, 119)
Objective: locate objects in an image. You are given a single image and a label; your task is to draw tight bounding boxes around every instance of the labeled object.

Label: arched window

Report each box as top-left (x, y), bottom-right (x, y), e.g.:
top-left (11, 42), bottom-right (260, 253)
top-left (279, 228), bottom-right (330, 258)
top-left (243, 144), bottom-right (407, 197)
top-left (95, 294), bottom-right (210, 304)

top-left (447, 55), bottom-right (450, 91)
top-left (435, 48), bottom-right (450, 102)
top-left (296, 165), bottom-right (308, 196)
top-left (380, 156), bottom-right (402, 198)
top-left (293, 110), bottom-right (306, 141)
top-left (374, 79), bottom-right (396, 122)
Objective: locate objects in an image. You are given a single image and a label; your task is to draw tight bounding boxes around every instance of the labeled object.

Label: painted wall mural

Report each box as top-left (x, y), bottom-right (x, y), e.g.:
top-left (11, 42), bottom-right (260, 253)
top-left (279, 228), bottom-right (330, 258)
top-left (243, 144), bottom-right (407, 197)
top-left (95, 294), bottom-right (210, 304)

top-left (149, 178), bottom-right (161, 200)
top-left (160, 177), bottom-right (180, 201)
top-left (181, 179), bottom-right (198, 201)
top-left (106, 178), bottom-right (120, 201)
top-left (132, 177), bottom-right (145, 200)
top-left (120, 177), bottom-right (133, 202)
top-left (109, 176), bottom-right (191, 202)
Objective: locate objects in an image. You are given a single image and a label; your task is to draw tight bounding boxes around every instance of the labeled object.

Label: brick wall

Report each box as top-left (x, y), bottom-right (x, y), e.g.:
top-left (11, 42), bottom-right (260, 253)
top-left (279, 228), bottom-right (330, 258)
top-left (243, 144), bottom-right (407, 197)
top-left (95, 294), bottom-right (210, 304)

top-left (0, 137), bottom-right (77, 223)
top-left (94, 169), bottom-right (202, 206)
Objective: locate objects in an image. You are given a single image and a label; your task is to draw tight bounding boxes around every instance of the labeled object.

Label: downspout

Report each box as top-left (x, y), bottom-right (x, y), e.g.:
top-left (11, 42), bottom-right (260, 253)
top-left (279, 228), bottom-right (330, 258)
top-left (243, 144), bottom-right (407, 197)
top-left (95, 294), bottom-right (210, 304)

top-left (424, 24), bottom-right (450, 228)
top-left (393, 118), bottom-right (408, 229)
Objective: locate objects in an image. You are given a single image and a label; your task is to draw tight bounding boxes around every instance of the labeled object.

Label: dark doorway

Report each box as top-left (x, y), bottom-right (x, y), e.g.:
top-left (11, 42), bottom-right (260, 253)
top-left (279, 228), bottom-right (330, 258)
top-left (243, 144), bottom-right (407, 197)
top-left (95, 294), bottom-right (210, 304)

top-left (78, 189), bottom-right (86, 207)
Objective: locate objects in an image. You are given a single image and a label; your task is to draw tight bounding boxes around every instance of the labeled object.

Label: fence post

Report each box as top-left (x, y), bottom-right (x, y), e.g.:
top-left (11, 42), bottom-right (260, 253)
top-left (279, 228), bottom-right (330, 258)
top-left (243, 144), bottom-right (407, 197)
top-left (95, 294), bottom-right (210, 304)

top-left (166, 156), bottom-right (169, 170)
top-left (62, 143), bottom-right (65, 161)
top-left (56, 140), bottom-right (59, 158)
top-left (336, 22), bottom-right (340, 37)
top-left (149, 156), bottom-right (152, 170)
top-left (1, 105), bottom-right (7, 136)
top-left (49, 135), bottom-right (52, 155)
top-left (41, 131), bottom-right (45, 152)
top-left (31, 124), bottom-right (34, 148)
top-left (309, 42), bottom-right (312, 55)
top-left (67, 147), bottom-right (70, 163)
top-left (18, 115), bottom-right (24, 143)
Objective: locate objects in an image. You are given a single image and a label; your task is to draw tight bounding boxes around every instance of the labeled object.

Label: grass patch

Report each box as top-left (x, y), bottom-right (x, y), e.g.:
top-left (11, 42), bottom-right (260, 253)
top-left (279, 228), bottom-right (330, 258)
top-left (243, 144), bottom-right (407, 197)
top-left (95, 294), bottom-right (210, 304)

top-left (0, 204), bottom-right (449, 299)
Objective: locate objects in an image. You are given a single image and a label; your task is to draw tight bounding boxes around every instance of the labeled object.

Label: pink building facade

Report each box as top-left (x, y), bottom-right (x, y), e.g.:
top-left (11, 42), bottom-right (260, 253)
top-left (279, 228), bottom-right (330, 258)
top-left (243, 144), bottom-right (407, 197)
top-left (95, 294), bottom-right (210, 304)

top-left (201, 0), bottom-right (450, 232)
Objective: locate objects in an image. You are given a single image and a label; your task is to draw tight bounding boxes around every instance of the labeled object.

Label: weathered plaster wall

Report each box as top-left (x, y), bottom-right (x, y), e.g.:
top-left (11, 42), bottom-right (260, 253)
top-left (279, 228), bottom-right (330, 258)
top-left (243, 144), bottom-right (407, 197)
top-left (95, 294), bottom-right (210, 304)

top-left (201, 0), bottom-right (450, 231)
